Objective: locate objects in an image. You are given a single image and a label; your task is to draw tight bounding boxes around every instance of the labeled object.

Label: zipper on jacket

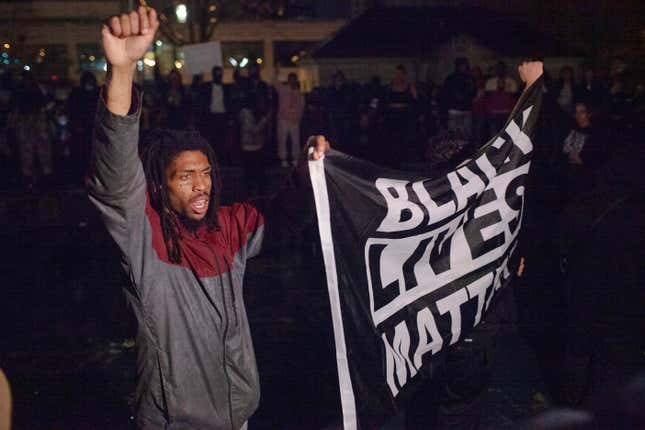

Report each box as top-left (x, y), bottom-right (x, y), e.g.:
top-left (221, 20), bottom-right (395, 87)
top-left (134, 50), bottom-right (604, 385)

top-left (207, 241), bottom-right (236, 429)
top-left (223, 258), bottom-right (239, 327)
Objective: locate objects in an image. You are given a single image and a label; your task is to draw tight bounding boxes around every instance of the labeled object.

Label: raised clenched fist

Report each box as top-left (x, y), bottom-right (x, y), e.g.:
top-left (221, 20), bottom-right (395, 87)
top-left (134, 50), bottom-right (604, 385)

top-left (307, 135), bottom-right (331, 161)
top-left (102, 6), bottom-right (159, 70)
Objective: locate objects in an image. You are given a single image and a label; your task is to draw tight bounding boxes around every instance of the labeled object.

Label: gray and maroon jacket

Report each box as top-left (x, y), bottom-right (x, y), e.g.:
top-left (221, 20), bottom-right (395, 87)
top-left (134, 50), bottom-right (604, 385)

top-left (88, 90), bottom-right (270, 429)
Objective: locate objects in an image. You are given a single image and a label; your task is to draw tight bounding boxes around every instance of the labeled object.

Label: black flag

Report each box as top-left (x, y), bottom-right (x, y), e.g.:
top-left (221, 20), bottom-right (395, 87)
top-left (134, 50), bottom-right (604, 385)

top-left (308, 77), bottom-right (543, 428)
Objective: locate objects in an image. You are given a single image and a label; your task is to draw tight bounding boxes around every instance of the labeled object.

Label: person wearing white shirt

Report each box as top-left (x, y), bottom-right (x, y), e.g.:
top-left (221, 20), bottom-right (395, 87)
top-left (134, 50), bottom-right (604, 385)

top-left (199, 66), bottom-right (229, 157)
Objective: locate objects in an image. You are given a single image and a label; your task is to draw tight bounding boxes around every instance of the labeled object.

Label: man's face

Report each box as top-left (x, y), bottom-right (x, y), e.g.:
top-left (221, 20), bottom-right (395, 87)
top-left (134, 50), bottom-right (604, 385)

top-left (165, 150), bottom-right (212, 222)
top-left (574, 104), bottom-right (591, 128)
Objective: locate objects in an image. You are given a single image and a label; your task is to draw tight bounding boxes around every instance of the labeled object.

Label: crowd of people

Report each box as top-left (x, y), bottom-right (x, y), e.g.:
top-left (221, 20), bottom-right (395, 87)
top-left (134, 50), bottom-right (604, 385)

top-left (0, 53), bottom-right (643, 197)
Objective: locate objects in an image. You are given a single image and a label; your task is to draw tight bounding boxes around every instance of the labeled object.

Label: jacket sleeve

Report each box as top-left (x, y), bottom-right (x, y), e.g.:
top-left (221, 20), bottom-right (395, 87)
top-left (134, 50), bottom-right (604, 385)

top-left (87, 87), bottom-right (147, 270)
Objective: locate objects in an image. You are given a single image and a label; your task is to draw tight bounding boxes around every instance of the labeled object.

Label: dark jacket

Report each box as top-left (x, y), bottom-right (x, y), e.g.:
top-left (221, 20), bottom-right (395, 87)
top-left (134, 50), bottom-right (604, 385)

top-left (440, 72), bottom-right (476, 112)
top-left (88, 90), bottom-right (264, 429)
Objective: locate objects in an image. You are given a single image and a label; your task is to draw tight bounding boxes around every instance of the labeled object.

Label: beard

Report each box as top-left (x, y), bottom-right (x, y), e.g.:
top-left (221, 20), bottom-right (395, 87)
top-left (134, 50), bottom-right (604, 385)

top-left (178, 213), bottom-right (207, 233)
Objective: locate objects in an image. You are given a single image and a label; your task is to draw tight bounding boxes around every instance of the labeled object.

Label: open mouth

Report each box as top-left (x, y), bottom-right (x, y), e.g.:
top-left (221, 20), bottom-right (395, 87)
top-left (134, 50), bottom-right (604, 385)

top-left (190, 197), bottom-right (209, 214)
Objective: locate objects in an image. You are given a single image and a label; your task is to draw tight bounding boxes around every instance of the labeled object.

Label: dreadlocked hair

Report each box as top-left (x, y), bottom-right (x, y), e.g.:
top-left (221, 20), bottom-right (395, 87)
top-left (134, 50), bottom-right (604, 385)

top-left (141, 129), bottom-right (222, 264)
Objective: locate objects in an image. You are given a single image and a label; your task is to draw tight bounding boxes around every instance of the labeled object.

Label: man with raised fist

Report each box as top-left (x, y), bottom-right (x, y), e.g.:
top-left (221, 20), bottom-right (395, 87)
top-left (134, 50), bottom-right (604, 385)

top-left (89, 7), bottom-right (330, 429)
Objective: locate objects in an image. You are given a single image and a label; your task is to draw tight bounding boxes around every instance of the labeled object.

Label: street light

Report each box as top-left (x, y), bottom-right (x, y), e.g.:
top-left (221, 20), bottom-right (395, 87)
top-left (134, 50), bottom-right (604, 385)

top-left (175, 4), bottom-right (188, 24)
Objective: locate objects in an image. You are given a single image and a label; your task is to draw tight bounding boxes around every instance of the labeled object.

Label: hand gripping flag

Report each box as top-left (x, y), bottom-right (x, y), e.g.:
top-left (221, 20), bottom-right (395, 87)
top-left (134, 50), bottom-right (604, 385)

top-left (308, 77), bottom-right (543, 429)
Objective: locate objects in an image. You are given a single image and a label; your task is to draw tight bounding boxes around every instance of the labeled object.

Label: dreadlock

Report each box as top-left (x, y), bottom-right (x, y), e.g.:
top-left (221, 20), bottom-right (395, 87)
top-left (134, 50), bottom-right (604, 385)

top-left (141, 129), bottom-right (222, 264)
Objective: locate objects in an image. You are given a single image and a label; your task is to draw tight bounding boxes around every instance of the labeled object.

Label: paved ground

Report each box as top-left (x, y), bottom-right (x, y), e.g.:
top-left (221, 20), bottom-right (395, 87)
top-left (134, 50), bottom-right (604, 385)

top-left (0, 185), bottom-right (554, 430)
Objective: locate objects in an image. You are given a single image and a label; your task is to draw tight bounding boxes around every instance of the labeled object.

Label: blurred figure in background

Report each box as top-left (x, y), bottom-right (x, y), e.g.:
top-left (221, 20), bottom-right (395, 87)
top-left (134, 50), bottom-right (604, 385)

top-left (9, 71), bottom-right (53, 190)
top-left (561, 101), bottom-right (608, 199)
top-left (302, 87), bottom-right (327, 142)
top-left (606, 67), bottom-right (630, 130)
top-left (382, 64), bottom-right (418, 167)
top-left (158, 69), bottom-right (191, 130)
top-left (440, 57), bottom-right (476, 142)
top-left (274, 70), bottom-right (304, 167)
top-left (239, 95), bottom-right (272, 198)
top-left (326, 70), bottom-right (352, 150)
top-left (575, 65), bottom-right (606, 113)
top-left (199, 66), bottom-right (230, 159)
top-left (471, 65), bottom-right (488, 148)
top-left (485, 61), bottom-right (518, 139)
top-left (68, 71), bottom-right (99, 184)
top-left (555, 66), bottom-right (576, 115)
top-left (246, 63), bottom-right (271, 105)
top-left (0, 70), bottom-right (17, 188)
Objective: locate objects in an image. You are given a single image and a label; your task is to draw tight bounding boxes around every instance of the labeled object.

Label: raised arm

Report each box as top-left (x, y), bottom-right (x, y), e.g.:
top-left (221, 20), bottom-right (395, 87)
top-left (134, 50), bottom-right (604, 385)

top-left (87, 7), bottom-right (159, 257)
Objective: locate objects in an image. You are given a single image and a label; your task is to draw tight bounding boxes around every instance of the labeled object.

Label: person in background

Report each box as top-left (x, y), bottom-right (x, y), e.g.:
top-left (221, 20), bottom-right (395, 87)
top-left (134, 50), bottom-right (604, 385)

top-left (188, 74), bottom-right (203, 128)
top-left (575, 65), bottom-right (606, 112)
top-left (239, 95), bottom-right (272, 197)
top-left (301, 86), bottom-right (327, 142)
top-left (348, 107), bottom-right (380, 162)
top-left (382, 64), bottom-right (418, 167)
top-left (555, 65), bottom-right (576, 115)
top-left (158, 69), bottom-right (191, 130)
top-left (606, 71), bottom-right (630, 130)
top-left (225, 68), bottom-right (249, 165)
top-left (326, 70), bottom-right (352, 150)
top-left (67, 71), bottom-right (99, 184)
top-left (274, 69), bottom-right (305, 167)
top-left (0, 71), bottom-right (15, 188)
top-left (561, 101), bottom-right (608, 199)
top-left (418, 70), bottom-right (440, 147)
top-left (246, 63), bottom-right (271, 105)
top-left (484, 61), bottom-right (518, 139)
top-left (440, 57), bottom-right (476, 141)
top-left (9, 70), bottom-right (53, 190)
top-left (362, 75), bottom-right (384, 114)
top-left (199, 65), bottom-right (230, 157)
top-left (470, 65), bottom-right (488, 148)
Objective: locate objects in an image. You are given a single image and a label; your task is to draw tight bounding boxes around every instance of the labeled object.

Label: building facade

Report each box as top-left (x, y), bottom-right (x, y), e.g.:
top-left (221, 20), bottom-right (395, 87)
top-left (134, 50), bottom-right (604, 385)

top-left (0, 0), bottom-right (346, 85)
